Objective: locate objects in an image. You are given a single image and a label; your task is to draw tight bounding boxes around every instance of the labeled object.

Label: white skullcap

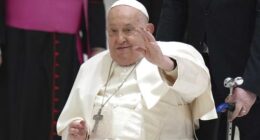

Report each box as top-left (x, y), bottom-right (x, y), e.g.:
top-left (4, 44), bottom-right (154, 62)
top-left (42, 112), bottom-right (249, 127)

top-left (110, 0), bottom-right (149, 20)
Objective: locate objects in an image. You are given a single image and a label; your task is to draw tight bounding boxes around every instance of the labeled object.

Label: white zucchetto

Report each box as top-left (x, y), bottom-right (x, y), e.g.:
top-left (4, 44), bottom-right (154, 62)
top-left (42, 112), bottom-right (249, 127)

top-left (109, 0), bottom-right (149, 20)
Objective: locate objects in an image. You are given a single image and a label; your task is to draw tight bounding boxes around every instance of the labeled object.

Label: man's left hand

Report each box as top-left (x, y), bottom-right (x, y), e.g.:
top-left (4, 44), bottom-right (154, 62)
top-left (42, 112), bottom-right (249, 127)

top-left (134, 28), bottom-right (174, 71)
top-left (225, 87), bottom-right (257, 121)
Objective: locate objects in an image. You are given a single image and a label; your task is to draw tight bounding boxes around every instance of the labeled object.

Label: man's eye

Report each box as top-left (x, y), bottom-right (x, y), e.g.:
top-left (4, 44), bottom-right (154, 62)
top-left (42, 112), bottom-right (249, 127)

top-left (109, 29), bottom-right (117, 35)
top-left (124, 29), bottom-right (133, 34)
top-left (111, 29), bottom-right (117, 33)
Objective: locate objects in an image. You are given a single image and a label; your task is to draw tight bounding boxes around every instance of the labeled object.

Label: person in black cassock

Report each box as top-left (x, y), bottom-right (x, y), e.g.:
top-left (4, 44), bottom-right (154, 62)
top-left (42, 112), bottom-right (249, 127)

top-left (0, 0), bottom-right (106, 140)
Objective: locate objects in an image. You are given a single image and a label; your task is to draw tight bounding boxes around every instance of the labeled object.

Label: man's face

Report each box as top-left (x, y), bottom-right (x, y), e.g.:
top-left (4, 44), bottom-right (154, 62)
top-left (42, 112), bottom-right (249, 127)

top-left (107, 6), bottom-right (148, 66)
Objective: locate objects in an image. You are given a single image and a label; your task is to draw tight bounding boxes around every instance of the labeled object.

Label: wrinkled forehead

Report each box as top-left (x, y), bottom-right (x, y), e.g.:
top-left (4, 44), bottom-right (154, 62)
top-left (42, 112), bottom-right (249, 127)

top-left (108, 0), bottom-right (149, 20)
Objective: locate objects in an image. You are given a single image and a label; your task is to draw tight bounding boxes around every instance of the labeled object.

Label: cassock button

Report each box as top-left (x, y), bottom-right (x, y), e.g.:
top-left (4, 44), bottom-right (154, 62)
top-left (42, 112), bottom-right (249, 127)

top-left (53, 98), bottom-right (59, 102)
top-left (54, 51), bottom-right (60, 57)
top-left (54, 86), bottom-right (60, 91)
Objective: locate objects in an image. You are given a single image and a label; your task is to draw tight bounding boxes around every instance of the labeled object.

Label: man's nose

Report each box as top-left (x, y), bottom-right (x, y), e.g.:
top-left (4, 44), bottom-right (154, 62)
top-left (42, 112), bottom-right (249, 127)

top-left (117, 32), bottom-right (126, 43)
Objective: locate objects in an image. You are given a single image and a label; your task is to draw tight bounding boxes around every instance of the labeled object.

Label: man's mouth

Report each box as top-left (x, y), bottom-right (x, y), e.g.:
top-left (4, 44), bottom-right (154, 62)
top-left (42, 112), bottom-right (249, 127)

top-left (117, 46), bottom-right (130, 50)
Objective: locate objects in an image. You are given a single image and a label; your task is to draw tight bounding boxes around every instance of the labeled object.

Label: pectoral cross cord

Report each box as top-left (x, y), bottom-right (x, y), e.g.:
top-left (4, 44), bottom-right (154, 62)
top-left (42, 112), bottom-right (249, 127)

top-left (91, 60), bottom-right (140, 133)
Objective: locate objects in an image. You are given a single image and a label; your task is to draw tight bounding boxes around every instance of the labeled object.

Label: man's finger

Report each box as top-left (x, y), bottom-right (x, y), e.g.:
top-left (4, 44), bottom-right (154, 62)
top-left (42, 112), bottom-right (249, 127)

top-left (228, 102), bottom-right (243, 121)
top-left (135, 27), bottom-right (149, 43)
top-left (237, 106), bottom-right (248, 117)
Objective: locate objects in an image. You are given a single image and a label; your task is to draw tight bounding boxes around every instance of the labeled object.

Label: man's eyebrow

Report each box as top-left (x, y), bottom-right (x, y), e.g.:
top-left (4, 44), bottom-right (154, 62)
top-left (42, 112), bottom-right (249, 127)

top-left (124, 24), bottom-right (134, 27)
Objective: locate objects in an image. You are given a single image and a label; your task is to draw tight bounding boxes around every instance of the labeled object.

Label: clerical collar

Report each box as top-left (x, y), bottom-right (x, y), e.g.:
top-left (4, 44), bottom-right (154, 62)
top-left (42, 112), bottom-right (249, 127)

top-left (114, 58), bottom-right (143, 68)
top-left (114, 62), bottom-right (138, 75)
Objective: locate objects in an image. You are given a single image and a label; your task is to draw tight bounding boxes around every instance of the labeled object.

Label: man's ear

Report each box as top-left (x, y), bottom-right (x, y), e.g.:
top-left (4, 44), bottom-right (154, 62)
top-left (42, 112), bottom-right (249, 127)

top-left (146, 23), bottom-right (155, 34)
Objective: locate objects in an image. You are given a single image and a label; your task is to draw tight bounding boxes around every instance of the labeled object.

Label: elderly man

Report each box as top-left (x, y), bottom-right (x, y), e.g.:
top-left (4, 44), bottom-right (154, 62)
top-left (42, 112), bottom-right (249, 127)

top-left (56, 0), bottom-right (217, 140)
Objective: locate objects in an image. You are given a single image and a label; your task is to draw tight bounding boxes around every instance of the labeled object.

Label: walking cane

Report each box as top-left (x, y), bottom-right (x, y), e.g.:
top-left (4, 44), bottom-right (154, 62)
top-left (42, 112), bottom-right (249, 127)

top-left (217, 77), bottom-right (243, 140)
top-left (224, 77), bottom-right (244, 140)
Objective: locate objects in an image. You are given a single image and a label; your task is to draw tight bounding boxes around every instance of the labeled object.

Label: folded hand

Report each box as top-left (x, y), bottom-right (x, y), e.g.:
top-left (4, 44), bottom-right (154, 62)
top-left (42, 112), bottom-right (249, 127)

top-left (68, 120), bottom-right (88, 140)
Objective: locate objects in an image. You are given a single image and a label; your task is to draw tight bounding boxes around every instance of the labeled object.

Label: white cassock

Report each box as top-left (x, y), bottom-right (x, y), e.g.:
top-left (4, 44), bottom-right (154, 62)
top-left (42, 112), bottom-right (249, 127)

top-left (57, 41), bottom-right (218, 140)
